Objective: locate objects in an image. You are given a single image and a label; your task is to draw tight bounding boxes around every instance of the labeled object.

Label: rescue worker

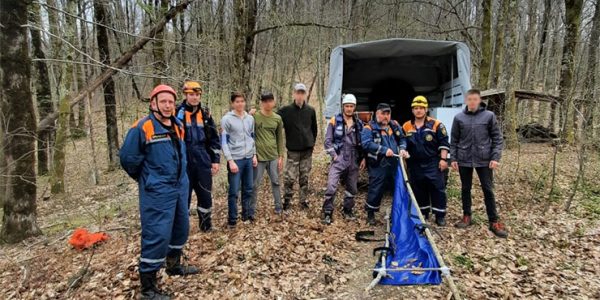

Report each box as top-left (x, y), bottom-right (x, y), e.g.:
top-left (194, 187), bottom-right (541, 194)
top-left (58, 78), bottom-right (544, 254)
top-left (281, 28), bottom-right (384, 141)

top-left (402, 96), bottom-right (450, 226)
top-left (361, 103), bottom-right (408, 225)
top-left (175, 80), bottom-right (220, 232)
top-left (450, 89), bottom-right (507, 238)
top-left (321, 94), bottom-right (366, 225)
top-left (120, 84), bottom-right (198, 300)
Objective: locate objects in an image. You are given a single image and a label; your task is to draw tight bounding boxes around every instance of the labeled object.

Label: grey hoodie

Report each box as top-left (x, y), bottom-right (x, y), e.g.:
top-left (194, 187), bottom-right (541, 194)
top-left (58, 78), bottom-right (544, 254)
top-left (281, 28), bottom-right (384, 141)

top-left (450, 105), bottom-right (503, 168)
top-left (221, 110), bottom-right (256, 161)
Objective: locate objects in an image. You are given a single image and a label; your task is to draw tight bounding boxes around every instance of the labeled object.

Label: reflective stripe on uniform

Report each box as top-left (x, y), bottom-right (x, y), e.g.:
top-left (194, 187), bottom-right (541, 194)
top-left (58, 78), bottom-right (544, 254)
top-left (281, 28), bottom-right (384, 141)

top-left (366, 203), bottom-right (380, 209)
top-left (168, 244), bottom-right (185, 249)
top-left (197, 206), bottom-right (212, 213)
top-left (419, 206), bottom-right (431, 210)
top-left (432, 207), bottom-right (446, 212)
top-left (344, 190), bottom-right (355, 198)
top-left (140, 257), bottom-right (166, 264)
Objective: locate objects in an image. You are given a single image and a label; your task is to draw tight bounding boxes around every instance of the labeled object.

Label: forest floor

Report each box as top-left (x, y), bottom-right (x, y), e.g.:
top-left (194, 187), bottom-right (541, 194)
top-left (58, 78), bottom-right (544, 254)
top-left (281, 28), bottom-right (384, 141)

top-left (1, 123), bottom-right (600, 299)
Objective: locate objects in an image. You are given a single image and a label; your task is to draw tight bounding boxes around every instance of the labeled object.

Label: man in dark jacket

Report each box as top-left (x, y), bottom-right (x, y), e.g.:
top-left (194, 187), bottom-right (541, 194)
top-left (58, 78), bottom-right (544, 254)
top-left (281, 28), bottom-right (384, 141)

top-left (278, 83), bottom-right (318, 210)
top-left (450, 89), bottom-right (507, 238)
top-left (362, 103), bottom-right (408, 225)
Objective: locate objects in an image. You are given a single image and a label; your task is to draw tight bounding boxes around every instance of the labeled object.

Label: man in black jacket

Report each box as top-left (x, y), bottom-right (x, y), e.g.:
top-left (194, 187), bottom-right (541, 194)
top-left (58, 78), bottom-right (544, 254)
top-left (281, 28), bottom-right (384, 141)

top-left (278, 83), bottom-right (318, 210)
top-left (450, 89), bottom-right (508, 238)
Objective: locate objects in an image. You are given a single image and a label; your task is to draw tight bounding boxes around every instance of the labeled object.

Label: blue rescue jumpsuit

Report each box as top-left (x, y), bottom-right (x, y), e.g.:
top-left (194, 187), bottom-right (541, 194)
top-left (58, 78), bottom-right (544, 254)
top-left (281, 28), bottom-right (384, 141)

top-left (120, 113), bottom-right (190, 273)
top-left (361, 120), bottom-right (407, 212)
top-left (175, 103), bottom-right (220, 216)
top-left (402, 117), bottom-right (450, 219)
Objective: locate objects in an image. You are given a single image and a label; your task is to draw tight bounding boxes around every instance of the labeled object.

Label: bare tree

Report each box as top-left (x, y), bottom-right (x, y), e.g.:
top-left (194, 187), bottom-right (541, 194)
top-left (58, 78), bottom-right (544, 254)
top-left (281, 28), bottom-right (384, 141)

top-left (558, 0), bottom-right (583, 142)
top-left (29, 1), bottom-right (54, 176)
top-left (94, 0), bottom-right (120, 170)
top-left (0, 0), bottom-right (41, 243)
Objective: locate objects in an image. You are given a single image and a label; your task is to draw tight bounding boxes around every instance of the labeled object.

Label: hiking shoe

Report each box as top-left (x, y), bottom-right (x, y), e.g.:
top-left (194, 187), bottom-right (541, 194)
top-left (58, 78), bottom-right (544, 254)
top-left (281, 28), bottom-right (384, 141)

top-left (227, 221), bottom-right (237, 229)
top-left (321, 213), bottom-right (333, 225)
top-left (366, 211), bottom-right (376, 226)
top-left (199, 212), bottom-right (212, 232)
top-left (283, 200), bottom-right (291, 211)
top-left (455, 215), bottom-right (472, 229)
top-left (343, 209), bottom-right (356, 221)
top-left (489, 222), bottom-right (508, 238)
top-left (435, 216), bottom-right (446, 227)
top-left (300, 201), bottom-right (309, 210)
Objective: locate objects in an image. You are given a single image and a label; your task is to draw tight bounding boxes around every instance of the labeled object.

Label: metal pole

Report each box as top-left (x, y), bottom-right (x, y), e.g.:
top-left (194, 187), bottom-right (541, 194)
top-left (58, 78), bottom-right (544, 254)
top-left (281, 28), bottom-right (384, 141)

top-left (399, 157), bottom-right (462, 300)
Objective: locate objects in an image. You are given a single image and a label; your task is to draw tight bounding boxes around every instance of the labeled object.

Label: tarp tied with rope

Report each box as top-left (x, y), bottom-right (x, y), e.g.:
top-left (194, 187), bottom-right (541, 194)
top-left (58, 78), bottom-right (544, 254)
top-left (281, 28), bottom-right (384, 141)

top-left (374, 164), bottom-right (442, 285)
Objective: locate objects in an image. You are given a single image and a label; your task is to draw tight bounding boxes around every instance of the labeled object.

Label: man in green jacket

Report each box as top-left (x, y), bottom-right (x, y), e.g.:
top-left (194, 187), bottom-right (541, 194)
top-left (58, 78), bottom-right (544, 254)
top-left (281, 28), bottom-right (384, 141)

top-left (252, 92), bottom-right (285, 215)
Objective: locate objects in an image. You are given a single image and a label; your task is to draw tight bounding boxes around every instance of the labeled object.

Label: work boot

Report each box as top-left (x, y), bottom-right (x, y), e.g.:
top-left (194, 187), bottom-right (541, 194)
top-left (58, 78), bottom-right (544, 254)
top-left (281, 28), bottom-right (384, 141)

top-left (489, 222), bottom-right (508, 238)
top-left (342, 208), bottom-right (356, 221)
top-left (283, 199), bottom-right (291, 211)
top-left (321, 212), bottom-right (333, 225)
top-left (199, 212), bottom-right (212, 232)
top-left (366, 211), bottom-right (376, 226)
top-left (165, 253), bottom-right (199, 276)
top-left (435, 216), bottom-right (446, 227)
top-left (140, 271), bottom-right (170, 300)
top-left (455, 215), bottom-right (472, 229)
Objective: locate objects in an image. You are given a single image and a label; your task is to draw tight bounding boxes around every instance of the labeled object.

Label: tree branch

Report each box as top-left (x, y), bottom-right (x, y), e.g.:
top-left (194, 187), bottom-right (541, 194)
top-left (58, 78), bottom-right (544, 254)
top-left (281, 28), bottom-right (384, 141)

top-left (37, 0), bottom-right (195, 132)
top-left (250, 22), bottom-right (350, 37)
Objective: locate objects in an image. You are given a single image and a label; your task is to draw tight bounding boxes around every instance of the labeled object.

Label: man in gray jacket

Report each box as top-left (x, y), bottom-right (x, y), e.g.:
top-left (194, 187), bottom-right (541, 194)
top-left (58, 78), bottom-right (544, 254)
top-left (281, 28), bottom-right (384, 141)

top-left (221, 92), bottom-right (258, 228)
top-left (450, 89), bottom-right (507, 238)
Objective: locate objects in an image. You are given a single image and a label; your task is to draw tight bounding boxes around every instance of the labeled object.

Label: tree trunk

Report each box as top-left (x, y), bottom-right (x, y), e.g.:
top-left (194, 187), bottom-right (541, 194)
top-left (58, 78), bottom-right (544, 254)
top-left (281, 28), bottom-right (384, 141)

top-left (0, 0), bottom-right (42, 243)
top-left (490, 0), bottom-right (509, 88)
top-left (29, 1), bottom-right (54, 176)
top-left (94, 0), bottom-right (120, 170)
top-left (233, 0), bottom-right (258, 97)
top-left (559, 0), bottom-right (583, 142)
top-left (585, 0), bottom-right (600, 139)
top-left (478, 0), bottom-right (492, 89)
top-left (49, 0), bottom-right (78, 193)
top-left (152, 0), bottom-right (169, 86)
top-left (504, 0), bottom-right (520, 149)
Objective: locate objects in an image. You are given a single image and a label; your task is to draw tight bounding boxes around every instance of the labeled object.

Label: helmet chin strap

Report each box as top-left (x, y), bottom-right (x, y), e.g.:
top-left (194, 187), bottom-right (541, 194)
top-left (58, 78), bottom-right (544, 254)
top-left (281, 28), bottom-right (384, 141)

top-left (149, 99), bottom-right (171, 121)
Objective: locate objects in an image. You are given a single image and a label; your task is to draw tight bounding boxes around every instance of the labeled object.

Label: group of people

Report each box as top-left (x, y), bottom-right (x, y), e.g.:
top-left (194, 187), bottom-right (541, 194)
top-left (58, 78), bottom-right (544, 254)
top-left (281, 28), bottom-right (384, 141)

top-left (119, 81), bottom-right (507, 299)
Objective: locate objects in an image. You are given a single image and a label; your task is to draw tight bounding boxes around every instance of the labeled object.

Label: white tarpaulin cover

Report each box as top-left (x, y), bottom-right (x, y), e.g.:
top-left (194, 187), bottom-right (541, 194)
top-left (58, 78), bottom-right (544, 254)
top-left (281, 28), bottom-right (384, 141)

top-left (324, 38), bottom-right (471, 119)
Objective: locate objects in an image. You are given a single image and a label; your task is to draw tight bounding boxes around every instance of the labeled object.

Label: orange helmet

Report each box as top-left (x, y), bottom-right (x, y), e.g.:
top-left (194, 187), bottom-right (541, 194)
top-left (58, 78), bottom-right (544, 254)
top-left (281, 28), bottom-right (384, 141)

top-left (149, 84), bottom-right (177, 100)
top-left (183, 81), bottom-right (203, 94)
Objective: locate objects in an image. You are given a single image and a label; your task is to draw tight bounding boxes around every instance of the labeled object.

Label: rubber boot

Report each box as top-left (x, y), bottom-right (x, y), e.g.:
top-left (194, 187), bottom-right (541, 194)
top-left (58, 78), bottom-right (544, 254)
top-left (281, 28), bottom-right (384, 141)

top-left (140, 271), bottom-right (170, 300)
top-left (165, 253), bottom-right (199, 276)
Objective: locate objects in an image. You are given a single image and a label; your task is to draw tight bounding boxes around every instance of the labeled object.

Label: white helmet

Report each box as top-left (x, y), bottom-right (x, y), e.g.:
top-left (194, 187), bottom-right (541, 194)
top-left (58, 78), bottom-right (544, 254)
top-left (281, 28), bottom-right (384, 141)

top-left (342, 94), bottom-right (357, 105)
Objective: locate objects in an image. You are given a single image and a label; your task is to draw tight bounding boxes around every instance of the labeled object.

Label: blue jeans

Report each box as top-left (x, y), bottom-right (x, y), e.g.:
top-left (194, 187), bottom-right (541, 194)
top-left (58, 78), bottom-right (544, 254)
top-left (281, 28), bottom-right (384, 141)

top-left (227, 158), bottom-right (254, 223)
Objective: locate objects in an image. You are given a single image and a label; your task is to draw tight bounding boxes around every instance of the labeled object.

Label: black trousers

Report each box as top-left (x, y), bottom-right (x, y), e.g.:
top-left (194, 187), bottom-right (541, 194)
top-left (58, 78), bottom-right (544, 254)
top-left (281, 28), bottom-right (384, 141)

top-left (458, 166), bottom-right (499, 222)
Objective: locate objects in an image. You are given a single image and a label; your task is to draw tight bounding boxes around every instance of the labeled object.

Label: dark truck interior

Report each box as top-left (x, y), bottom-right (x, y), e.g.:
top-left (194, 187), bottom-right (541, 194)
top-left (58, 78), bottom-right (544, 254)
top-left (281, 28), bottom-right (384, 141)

top-left (341, 53), bottom-right (459, 124)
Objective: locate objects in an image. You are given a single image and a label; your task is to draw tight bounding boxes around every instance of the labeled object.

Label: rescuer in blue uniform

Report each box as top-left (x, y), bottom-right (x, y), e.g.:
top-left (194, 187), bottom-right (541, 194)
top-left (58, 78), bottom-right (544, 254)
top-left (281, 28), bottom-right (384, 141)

top-left (175, 80), bottom-right (221, 232)
top-left (402, 96), bottom-right (450, 226)
top-left (361, 103), bottom-right (408, 225)
top-left (120, 84), bottom-right (198, 300)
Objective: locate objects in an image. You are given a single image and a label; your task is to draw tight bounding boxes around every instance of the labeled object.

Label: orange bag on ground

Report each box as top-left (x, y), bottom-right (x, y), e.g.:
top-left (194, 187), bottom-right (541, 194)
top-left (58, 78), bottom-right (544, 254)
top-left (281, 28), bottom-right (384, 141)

top-left (68, 228), bottom-right (109, 250)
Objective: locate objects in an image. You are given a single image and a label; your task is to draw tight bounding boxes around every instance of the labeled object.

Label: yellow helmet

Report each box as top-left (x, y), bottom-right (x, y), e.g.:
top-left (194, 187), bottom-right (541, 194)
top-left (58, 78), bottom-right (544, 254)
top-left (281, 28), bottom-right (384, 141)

top-left (182, 81), bottom-right (203, 94)
top-left (411, 95), bottom-right (428, 108)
